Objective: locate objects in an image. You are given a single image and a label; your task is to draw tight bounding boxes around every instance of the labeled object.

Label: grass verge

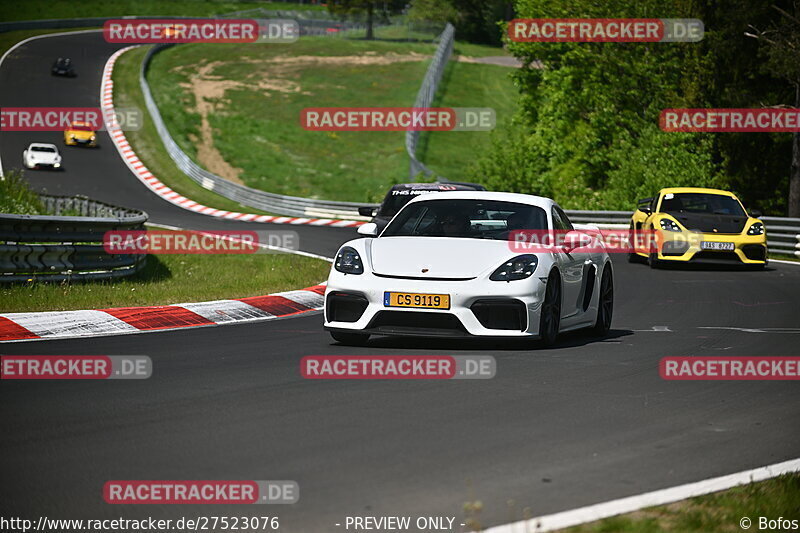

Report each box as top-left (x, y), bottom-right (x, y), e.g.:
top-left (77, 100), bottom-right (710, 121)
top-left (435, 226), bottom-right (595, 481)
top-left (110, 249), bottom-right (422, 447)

top-left (420, 56), bottom-right (517, 180)
top-left (0, 1), bottom-right (323, 22)
top-left (560, 473), bottom-right (800, 533)
top-left (0, 252), bottom-right (330, 313)
top-left (0, 171), bottom-right (46, 214)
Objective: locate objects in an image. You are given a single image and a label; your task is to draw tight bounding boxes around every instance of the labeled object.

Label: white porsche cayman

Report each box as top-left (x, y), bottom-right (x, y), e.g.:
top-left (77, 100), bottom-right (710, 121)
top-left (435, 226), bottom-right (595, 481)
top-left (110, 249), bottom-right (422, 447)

top-left (324, 191), bottom-right (614, 347)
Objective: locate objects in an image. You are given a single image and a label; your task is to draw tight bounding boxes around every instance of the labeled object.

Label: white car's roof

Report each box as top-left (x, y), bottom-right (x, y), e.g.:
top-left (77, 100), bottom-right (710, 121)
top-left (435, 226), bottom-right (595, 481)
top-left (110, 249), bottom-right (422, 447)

top-left (28, 143), bottom-right (58, 150)
top-left (405, 190), bottom-right (557, 209)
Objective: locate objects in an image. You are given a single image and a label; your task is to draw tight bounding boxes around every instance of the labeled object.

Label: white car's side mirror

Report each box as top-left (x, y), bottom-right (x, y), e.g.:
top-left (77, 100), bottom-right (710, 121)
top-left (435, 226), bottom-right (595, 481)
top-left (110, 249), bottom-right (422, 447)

top-left (357, 222), bottom-right (378, 237)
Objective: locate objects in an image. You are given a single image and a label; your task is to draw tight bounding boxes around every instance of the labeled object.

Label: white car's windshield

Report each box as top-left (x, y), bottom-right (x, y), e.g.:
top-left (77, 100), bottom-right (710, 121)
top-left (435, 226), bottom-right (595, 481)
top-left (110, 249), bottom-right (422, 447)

top-left (31, 146), bottom-right (56, 153)
top-left (382, 199), bottom-right (548, 239)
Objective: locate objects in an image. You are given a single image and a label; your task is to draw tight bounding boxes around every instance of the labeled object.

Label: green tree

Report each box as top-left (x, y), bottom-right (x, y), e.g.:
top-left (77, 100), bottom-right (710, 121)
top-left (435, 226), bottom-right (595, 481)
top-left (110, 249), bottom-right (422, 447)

top-left (408, 0), bottom-right (513, 45)
top-left (473, 0), bottom-right (797, 214)
top-left (328, 0), bottom-right (378, 40)
top-left (745, 3), bottom-right (800, 216)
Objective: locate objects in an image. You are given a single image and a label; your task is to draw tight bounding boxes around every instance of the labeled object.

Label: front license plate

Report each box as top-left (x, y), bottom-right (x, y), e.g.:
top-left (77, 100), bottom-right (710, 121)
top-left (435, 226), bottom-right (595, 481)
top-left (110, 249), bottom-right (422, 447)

top-left (384, 292), bottom-right (450, 309)
top-left (700, 241), bottom-right (735, 251)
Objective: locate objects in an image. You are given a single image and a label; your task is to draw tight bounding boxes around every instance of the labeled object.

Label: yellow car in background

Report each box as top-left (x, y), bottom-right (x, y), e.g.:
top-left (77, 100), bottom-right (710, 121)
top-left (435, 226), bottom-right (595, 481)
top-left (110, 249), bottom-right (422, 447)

top-left (629, 187), bottom-right (767, 268)
top-left (63, 121), bottom-right (97, 147)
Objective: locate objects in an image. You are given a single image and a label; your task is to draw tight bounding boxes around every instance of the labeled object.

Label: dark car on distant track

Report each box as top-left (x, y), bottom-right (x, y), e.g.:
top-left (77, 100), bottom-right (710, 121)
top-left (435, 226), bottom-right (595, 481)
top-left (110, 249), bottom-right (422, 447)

top-left (359, 181), bottom-right (487, 233)
top-left (51, 57), bottom-right (76, 77)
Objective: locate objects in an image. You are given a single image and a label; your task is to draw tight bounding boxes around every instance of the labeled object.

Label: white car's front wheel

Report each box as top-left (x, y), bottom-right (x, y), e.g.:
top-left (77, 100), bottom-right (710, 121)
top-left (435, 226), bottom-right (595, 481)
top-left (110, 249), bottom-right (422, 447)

top-left (592, 266), bottom-right (613, 335)
top-left (538, 270), bottom-right (561, 347)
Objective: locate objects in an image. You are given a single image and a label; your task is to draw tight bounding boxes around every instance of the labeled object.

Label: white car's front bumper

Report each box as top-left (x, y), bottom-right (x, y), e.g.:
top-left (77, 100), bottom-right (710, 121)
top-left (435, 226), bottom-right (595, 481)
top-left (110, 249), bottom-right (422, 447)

top-left (324, 271), bottom-right (547, 338)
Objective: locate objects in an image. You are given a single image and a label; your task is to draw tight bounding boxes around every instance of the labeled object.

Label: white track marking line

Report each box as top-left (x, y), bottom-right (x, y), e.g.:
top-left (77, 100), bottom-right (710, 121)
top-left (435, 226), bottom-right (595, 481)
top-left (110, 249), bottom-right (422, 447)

top-left (771, 258), bottom-right (800, 266)
top-left (483, 457), bottom-right (800, 533)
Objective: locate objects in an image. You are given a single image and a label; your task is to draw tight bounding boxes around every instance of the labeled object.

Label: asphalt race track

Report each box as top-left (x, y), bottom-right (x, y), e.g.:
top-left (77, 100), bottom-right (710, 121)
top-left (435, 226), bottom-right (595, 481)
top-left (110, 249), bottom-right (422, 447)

top-left (2, 31), bottom-right (800, 532)
top-left (0, 31), bottom-right (356, 259)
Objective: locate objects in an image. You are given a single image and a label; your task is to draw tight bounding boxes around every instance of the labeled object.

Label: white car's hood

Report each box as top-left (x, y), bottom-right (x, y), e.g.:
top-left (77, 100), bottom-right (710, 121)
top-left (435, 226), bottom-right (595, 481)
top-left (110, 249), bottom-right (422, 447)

top-left (369, 237), bottom-right (517, 278)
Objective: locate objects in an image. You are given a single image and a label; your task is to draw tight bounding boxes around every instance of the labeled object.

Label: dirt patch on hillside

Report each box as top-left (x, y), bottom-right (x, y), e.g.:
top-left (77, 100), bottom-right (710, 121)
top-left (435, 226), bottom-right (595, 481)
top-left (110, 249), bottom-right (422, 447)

top-left (179, 62), bottom-right (245, 184)
top-left (454, 55), bottom-right (538, 68)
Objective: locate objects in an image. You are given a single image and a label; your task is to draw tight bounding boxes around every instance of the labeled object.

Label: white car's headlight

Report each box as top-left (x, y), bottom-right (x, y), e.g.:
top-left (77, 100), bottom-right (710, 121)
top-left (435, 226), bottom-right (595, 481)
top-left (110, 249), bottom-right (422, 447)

top-left (335, 246), bottom-right (364, 275)
top-left (659, 218), bottom-right (681, 232)
top-left (490, 254), bottom-right (538, 281)
top-left (747, 222), bottom-right (764, 235)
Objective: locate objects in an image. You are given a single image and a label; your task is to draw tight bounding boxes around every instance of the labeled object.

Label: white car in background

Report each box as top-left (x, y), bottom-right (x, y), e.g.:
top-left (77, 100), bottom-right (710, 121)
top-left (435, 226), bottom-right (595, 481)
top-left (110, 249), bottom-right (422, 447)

top-left (23, 143), bottom-right (62, 170)
top-left (324, 191), bottom-right (614, 347)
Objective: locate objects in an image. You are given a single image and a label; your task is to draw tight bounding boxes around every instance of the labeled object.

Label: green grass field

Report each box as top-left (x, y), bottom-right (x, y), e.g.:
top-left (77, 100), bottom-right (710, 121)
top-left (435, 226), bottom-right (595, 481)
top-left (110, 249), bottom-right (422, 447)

top-left (0, 1), bottom-right (323, 22)
top-left (560, 473), bottom-right (800, 533)
top-left (420, 58), bottom-right (518, 180)
top-left (144, 36), bottom-right (517, 202)
top-left (0, 172), bottom-right (46, 215)
top-left (113, 46), bottom-right (275, 215)
top-left (0, 252), bottom-right (330, 312)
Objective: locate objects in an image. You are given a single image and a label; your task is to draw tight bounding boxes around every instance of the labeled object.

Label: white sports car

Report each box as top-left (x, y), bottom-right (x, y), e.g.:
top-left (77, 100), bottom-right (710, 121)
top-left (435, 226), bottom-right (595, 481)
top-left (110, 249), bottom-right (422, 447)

top-left (324, 191), bottom-right (614, 347)
top-left (23, 143), bottom-right (62, 170)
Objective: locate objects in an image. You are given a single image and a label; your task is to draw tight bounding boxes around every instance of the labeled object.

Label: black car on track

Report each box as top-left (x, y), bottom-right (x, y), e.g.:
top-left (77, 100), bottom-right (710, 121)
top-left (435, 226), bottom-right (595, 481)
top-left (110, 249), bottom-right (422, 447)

top-left (358, 181), bottom-right (486, 233)
top-left (51, 57), bottom-right (76, 77)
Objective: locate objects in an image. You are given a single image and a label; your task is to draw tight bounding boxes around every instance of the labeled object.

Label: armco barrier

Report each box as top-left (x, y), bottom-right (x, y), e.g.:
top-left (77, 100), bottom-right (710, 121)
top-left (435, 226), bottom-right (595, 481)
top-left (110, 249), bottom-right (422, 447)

top-left (139, 45), bottom-right (377, 220)
top-left (138, 23), bottom-right (453, 217)
top-left (763, 216), bottom-right (800, 257)
top-left (406, 23), bottom-right (455, 179)
top-left (0, 195), bottom-right (148, 282)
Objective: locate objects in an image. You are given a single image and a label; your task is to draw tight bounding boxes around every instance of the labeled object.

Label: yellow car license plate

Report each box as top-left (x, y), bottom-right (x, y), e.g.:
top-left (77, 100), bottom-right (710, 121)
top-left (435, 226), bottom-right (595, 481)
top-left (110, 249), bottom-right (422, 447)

top-left (384, 292), bottom-right (450, 309)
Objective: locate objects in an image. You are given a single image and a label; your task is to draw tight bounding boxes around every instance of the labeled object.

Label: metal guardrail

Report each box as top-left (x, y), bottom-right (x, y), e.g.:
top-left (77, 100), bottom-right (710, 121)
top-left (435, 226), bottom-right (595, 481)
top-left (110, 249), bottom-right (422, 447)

top-left (565, 210), bottom-right (800, 258)
top-left (0, 195), bottom-right (148, 282)
top-left (139, 22), bottom-right (453, 218)
top-left (763, 216), bottom-right (800, 257)
top-left (406, 23), bottom-right (454, 180)
top-left (140, 40), bottom-right (378, 220)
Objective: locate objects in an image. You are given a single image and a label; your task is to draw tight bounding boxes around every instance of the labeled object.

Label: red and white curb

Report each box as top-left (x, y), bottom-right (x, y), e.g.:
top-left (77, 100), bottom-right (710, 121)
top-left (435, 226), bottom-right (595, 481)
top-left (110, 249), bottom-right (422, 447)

top-left (0, 284), bottom-right (325, 343)
top-left (101, 47), bottom-right (364, 228)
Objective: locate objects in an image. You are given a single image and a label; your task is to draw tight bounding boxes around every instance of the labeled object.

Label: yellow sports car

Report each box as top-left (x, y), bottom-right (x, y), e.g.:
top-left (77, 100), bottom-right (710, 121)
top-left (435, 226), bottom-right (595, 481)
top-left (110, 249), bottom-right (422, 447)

top-left (63, 121), bottom-right (97, 147)
top-left (629, 187), bottom-right (766, 268)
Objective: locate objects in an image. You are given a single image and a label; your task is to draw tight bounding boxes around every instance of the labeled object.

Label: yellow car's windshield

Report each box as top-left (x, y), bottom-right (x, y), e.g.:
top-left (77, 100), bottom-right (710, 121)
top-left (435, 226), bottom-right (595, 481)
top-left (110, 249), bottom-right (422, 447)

top-left (660, 193), bottom-right (746, 217)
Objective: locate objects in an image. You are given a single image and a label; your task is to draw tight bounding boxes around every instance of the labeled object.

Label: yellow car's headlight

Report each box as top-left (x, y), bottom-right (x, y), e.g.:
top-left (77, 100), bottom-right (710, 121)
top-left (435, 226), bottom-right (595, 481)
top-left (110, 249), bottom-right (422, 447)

top-left (659, 218), bottom-right (681, 232)
top-left (747, 222), bottom-right (764, 235)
